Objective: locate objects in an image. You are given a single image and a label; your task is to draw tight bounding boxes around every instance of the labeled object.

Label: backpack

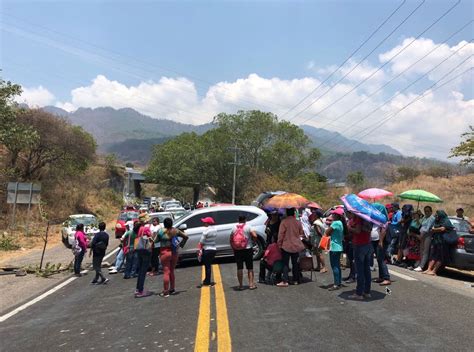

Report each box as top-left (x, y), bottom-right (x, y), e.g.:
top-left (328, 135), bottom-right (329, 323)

top-left (72, 237), bottom-right (82, 256)
top-left (230, 223), bottom-right (248, 250)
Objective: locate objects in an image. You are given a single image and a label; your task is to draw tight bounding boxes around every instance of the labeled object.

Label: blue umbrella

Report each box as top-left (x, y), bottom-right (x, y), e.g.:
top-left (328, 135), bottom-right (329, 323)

top-left (341, 194), bottom-right (388, 227)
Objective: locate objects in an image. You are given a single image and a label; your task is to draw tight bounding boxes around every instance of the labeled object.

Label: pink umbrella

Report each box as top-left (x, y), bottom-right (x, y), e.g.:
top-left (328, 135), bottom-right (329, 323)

top-left (358, 188), bottom-right (393, 201)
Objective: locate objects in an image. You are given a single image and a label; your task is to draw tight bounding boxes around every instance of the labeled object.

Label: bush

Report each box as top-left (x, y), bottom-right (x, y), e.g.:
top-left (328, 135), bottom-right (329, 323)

top-left (0, 233), bottom-right (21, 251)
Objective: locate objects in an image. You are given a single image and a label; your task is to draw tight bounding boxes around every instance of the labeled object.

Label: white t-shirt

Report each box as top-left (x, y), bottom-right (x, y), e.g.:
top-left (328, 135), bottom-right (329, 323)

top-left (371, 225), bottom-right (381, 241)
top-left (150, 224), bottom-right (163, 248)
top-left (231, 223), bottom-right (254, 249)
top-left (313, 219), bottom-right (326, 237)
top-left (200, 227), bottom-right (217, 251)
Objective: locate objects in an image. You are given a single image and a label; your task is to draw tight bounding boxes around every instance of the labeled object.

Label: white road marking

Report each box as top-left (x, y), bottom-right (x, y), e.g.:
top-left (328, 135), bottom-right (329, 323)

top-left (0, 246), bottom-right (120, 323)
top-left (390, 269), bottom-right (418, 281)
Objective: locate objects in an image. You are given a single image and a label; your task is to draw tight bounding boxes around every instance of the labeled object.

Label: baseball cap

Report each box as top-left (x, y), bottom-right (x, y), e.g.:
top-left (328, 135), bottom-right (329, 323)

top-left (201, 217), bottom-right (215, 225)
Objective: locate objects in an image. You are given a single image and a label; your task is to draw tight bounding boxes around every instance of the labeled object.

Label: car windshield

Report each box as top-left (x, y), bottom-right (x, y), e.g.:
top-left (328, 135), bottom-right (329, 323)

top-left (69, 217), bottom-right (97, 227)
top-left (450, 218), bottom-right (471, 233)
top-left (118, 211), bottom-right (139, 221)
top-left (150, 213), bottom-right (173, 223)
top-left (172, 210), bottom-right (187, 221)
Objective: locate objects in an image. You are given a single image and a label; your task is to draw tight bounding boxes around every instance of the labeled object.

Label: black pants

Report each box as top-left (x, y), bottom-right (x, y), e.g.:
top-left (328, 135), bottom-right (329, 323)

top-left (92, 255), bottom-right (105, 282)
top-left (151, 246), bottom-right (160, 272)
top-left (136, 250), bottom-right (151, 293)
top-left (281, 250), bottom-right (299, 283)
top-left (202, 249), bottom-right (216, 285)
top-left (259, 260), bottom-right (272, 281)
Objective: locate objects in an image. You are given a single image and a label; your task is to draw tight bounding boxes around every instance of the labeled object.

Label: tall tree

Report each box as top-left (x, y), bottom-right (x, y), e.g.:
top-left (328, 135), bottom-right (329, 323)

top-left (450, 126), bottom-right (473, 165)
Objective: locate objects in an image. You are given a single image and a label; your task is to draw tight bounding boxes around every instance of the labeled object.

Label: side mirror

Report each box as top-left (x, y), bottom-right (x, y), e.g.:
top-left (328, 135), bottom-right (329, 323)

top-left (179, 224), bottom-right (187, 231)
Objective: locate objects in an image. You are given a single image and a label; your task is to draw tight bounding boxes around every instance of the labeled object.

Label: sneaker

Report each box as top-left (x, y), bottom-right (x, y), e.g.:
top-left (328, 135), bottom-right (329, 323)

top-left (109, 269), bottom-right (118, 274)
top-left (135, 290), bottom-right (152, 298)
top-left (348, 294), bottom-right (364, 300)
top-left (413, 267), bottom-right (423, 272)
top-left (363, 293), bottom-right (372, 299)
top-left (91, 280), bottom-right (98, 285)
top-left (101, 278), bottom-right (110, 285)
top-left (108, 266), bottom-right (116, 271)
top-left (159, 292), bottom-right (170, 298)
top-left (169, 289), bottom-right (176, 295)
top-left (328, 285), bottom-right (341, 291)
top-left (74, 273), bottom-right (82, 277)
top-left (345, 278), bottom-right (356, 284)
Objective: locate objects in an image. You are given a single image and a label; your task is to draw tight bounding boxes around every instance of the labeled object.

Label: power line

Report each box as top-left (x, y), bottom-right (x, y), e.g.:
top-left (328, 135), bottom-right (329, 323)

top-left (311, 20), bottom-right (473, 132)
top-left (280, 0), bottom-right (407, 118)
top-left (313, 40), bottom-right (473, 150)
top-left (339, 66), bottom-right (473, 151)
top-left (286, 0), bottom-right (427, 123)
top-left (291, 0), bottom-right (461, 124)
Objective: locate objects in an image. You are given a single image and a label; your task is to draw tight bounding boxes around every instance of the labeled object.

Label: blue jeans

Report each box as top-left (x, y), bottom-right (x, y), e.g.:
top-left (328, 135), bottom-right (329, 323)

top-left (136, 249), bottom-right (151, 292)
top-left (124, 250), bottom-right (138, 278)
top-left (354, 243), bottom-right (373, 296)
top-left (74, 251), bottom-right (85, 274)
top-left (329, 251), bottom-right (342, 286)
top-left (376, 243), bottom-right (390, 281)
top-left (115, 249), bottom-right (125, 271)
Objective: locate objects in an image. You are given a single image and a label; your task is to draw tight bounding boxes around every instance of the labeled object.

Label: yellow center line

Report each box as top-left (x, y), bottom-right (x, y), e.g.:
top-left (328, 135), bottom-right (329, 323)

top-left (194, 266), bottom-right (211, 352)
top-left (213, 264), bottom-right (232, 352)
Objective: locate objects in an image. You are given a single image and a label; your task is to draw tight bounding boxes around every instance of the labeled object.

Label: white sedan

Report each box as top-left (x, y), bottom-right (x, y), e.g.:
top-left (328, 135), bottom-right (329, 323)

top-left (61, 214), bottom-right (99, 248)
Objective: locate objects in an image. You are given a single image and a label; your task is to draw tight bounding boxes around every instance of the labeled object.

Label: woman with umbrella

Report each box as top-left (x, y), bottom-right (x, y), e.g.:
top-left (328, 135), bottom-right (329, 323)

top-left (423, 210), bottom-right (454, 276)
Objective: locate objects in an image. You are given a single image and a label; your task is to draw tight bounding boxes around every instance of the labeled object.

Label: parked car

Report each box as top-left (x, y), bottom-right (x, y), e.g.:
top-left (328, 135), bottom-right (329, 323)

top-left (163, 201), bottom-right (182, 210)
top-left (251, 191), bottom-right (286, 208)
top-left (61, 214), bottom-right (99, 248)
top-left (448, 217), bottom-right (474, 270)
top-left (115, 210), bottom-right (139, 238)
top-left (148, 211), bottom-right (174, 223)
top-left (174, 205), bottom-right (268, 262)
top-left (167, 207), bottom-right (189, 220)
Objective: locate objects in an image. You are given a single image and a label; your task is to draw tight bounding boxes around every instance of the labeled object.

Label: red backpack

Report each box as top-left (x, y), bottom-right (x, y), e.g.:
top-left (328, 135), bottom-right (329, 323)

top-left (230, 223), bottom-right (248, 250)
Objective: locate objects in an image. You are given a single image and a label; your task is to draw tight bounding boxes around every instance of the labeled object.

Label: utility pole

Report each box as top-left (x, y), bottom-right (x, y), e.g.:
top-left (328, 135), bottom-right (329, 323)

top-left (228, 145), bottom-right (240, 205)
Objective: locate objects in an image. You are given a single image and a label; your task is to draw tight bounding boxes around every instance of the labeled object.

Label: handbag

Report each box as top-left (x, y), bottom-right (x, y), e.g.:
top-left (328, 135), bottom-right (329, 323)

top-left (319, 236), bottom-right (331, 251)
top-left (443, 228), bottom-right (458, 245)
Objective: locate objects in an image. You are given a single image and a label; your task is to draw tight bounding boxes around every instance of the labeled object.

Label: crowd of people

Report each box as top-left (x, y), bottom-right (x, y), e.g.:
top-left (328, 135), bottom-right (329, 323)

top-left (71, 201), bottom-right (469, 300)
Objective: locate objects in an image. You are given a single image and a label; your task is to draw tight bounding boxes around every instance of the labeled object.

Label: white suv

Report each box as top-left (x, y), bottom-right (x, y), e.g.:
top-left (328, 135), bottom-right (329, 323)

top-left (175, 205), bottom-right (268, 261)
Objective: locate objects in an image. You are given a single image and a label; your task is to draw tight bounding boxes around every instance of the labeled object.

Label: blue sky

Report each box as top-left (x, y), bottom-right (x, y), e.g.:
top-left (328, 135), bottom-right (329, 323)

top-left (1, 0), bottom-right (473, 159)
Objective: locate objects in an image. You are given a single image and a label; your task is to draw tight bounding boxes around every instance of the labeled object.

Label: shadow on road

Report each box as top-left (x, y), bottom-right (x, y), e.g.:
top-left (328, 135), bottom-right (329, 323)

top-left (338, 289), bottom-right (386, 302)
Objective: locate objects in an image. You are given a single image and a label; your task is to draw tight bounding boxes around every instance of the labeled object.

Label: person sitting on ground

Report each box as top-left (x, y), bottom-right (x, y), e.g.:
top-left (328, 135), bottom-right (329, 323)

top-left (230, 215), bottom-right (258, 290)
top-left (424, 210), bottom-right (454, 276)
top-left (89, 222), bottom-right (110, 285)
top-left (402, 210), bottom-right (423, 269)
top-left (324, 208), bottom-right (346, 291)
top-left (414, 206), bottom-right (436, 272)
top-left (276, 208), bottom-right (305, 287)
top-left (259, 242), bottom-right (283, 284)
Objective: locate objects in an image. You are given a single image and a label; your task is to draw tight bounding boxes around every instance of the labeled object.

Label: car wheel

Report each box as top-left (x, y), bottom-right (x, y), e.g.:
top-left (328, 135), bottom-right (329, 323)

top-left (252, 237), bottom-right (265, 260)
top-left (62, 233), bottom-right (71, 248)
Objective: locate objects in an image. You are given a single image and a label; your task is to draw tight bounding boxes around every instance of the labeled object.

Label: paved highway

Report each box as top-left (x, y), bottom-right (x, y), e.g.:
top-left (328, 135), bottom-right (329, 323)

top-left (0, 257), bottom-right (473, 352)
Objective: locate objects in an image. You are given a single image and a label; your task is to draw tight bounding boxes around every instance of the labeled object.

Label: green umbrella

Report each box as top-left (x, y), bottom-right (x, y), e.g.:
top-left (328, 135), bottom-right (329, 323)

top-left (398, 189), bottom-right (443, 209)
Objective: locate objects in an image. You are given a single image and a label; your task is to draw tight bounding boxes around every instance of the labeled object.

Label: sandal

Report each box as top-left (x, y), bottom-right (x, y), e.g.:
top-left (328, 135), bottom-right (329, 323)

top-left (249, 285), bottom-right (257, 290)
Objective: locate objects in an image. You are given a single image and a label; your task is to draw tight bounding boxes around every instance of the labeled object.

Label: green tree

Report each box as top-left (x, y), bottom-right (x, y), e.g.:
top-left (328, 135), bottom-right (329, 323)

top-left (347, 171), bottom-right (365, 189)
top-left (450, 126), bottom-right (473, 165)
top-left (397, 166), bottom-right (420, 181)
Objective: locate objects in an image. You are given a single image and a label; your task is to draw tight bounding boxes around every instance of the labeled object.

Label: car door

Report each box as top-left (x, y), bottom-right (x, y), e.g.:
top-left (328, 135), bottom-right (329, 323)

top-left (212, 210), bottom-right (243, 255)
top-left (177, 213), bottom-right (208, 258)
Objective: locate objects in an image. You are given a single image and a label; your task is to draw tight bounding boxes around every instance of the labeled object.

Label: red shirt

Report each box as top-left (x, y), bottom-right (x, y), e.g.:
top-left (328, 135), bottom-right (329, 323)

top-left (350, 216), bottom-right (371, 245)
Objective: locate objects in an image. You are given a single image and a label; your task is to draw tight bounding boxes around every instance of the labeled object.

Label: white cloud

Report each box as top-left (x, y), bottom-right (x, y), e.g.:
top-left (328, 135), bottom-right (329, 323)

top-left (29, 37), bottom-right (473, 160)
top-left (16, 86), bottom-right (55, 107)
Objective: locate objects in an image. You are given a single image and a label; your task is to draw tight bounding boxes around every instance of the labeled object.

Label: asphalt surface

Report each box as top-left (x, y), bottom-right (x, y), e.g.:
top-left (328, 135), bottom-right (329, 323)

top-left (0, 256), bottom-right (473, 352)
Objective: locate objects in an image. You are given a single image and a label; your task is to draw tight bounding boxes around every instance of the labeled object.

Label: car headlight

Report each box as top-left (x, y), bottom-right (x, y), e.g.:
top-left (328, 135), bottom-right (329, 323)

top-left (116, 223), bottom-right (122, 229)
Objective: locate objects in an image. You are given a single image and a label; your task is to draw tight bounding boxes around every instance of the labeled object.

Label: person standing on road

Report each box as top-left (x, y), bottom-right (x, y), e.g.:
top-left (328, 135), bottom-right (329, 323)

top-left (265, 211), bottom-right (281, 245)
top-left (415, 206), bottom-right (436, 272)
top-left (73, 224), bottom-right (89, 277)
top-left (198, 217), bottom-right (217, 287)
top-left (347, 212), bottom-right (373, 300)
top-left (155, 217), bottom-right (188, 297)
top-left (149, 217), bottom-right (163, 276)
top-left (324, 208), bottom-right (346, 291)
top-left (89, 222), bottom-right (110, 285)
top-left (311, 208), bottom-right (328, 273)
top-left (123, 221), bottom-right (139, 279)
top-left (424, 210), bottom-right (454, 276)
top-left (370, 203), bottom-right (391, 286)
top-left (276, 208), bottom-right (305, 287)
top-left (230, 215), bottom-right (258, 290)
top-left (135, 217), bottom-right (153, 298)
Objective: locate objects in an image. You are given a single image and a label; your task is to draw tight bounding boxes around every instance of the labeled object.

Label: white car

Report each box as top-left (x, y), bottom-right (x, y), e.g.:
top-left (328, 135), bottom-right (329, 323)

top-left (61, 214), bottom-right (99, 248)
top-left (174, 205), bottom-right (268, 261)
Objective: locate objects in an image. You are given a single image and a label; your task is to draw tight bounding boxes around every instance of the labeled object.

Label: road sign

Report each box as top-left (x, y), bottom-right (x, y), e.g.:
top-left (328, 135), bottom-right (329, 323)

top-left (7, 182), bottom-right (41, 204)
